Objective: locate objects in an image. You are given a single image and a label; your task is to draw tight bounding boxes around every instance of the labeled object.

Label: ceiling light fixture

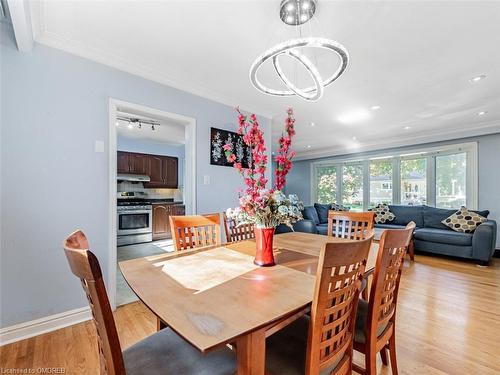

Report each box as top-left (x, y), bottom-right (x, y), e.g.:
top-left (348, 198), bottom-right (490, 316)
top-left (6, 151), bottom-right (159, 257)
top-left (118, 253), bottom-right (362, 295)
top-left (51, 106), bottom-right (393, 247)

top-left (370, 105), bottom-right (381, 110)
top-left (250, 0), bottom-right (349, 102)
top-left (469, 74), bottom-right (486, 83)
top-left (477, 111), bottom-right (487, 116)
top-left (352, 136), bottom-right (357, 141)
top-left (338, 109), bottom-right (370, 124)
top-left (310, 122), bottom-right (315, 127)
top-left (115, 121), bottom-right (119, 126)
top-left (404, 126), bottom-right (411, 130)
top-left (307, 145), bottom-right (312, 148)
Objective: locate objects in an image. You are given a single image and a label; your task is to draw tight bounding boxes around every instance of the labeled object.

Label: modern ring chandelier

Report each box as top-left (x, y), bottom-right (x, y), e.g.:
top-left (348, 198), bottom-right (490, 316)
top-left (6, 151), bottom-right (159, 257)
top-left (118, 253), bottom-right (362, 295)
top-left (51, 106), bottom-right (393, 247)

top-left (249, 0), bottom-right (349, 102)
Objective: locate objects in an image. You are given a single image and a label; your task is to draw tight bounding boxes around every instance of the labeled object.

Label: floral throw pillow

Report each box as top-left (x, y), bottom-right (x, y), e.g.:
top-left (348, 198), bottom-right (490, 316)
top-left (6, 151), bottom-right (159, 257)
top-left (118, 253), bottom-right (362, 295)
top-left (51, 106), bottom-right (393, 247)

top-left (441, 206), bottom-right (487, 233)
top-left (370, 204), bottom-right (396, 224)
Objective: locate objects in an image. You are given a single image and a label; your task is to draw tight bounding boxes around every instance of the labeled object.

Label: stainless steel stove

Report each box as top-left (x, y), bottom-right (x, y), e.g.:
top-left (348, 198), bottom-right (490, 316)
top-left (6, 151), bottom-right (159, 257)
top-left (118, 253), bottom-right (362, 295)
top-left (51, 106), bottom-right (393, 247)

top-left (117, 192), bottom-right (152, 246)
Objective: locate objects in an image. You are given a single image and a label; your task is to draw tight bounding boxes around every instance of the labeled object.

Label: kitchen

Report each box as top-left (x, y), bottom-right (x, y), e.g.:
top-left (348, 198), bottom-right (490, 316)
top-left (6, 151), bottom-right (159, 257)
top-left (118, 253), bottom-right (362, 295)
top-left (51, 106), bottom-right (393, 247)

top-left (115, 111), bottom-right (186, 305)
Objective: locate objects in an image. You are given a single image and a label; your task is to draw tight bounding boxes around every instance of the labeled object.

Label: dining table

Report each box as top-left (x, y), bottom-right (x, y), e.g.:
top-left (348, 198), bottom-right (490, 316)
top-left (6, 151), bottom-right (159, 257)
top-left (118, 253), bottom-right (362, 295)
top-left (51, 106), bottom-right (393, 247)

top-left (119, 231), bottom-right (379, 375)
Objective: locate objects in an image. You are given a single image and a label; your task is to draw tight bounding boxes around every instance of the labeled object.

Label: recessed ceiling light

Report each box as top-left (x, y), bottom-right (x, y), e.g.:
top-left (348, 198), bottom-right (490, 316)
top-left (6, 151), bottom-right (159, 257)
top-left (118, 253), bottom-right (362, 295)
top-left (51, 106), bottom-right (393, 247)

top-left (478, 111), bottom-right (487, 116)
top-left (352, 136), bottom-right (357, 141)
top-left (310, 122), bottom-right (315, 127)
top-left (404, 126), bottom-right (411, 130)
top-left (469, 74), bottom-right (486, 83)
top-left (338, 109), bottom-right (371, 124)
top-left (115, 121), bottom-right (119, 126)
top-left (307, 145), bottom-right (311, 148)
top-left (370, 105), bottom-right (381, 110)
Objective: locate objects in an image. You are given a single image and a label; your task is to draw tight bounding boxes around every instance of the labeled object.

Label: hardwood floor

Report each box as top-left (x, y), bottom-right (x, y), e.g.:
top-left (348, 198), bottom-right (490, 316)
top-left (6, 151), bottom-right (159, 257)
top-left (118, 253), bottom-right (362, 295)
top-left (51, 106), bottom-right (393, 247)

top-left (1, 254), bottom-right (499, 374)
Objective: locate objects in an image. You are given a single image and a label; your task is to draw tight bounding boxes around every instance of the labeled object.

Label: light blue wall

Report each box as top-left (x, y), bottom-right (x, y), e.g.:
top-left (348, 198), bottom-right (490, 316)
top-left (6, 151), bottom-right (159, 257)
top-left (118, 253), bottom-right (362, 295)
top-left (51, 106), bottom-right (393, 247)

top-left (286, 133), bottom-right (500, 247)
top-left (0, 24), bottom-right (270, 327)
top-left (117, 136), bottom-right (185, 187)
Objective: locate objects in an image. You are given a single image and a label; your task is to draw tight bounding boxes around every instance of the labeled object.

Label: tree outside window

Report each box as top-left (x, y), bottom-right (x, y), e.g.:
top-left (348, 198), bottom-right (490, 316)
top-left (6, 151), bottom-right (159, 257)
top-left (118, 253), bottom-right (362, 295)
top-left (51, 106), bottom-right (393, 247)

top-left (342, 164), bottom-right (363, 211)
top-left (436, 153), bottom-right (466, 208)
top-left (316, 165), bottom-right (337, 204)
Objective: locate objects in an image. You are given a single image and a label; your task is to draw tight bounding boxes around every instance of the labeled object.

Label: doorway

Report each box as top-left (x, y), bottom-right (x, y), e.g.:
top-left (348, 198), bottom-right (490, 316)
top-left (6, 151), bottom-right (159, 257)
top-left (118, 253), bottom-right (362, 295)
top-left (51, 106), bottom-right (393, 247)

top-left (108, 99), bottom-right (196, 309)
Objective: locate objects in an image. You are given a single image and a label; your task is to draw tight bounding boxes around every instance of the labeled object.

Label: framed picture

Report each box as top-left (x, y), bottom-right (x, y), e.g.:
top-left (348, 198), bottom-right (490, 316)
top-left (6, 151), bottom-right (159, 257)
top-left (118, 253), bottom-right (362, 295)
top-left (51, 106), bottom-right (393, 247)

top-left (210, 127), bottom-right (252, 168)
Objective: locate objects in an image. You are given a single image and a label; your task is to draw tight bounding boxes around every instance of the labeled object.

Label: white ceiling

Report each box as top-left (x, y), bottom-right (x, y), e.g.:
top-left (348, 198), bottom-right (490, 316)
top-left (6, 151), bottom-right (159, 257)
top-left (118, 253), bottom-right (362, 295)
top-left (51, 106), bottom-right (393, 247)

top-left (29, 1), bottom-right (500, 158)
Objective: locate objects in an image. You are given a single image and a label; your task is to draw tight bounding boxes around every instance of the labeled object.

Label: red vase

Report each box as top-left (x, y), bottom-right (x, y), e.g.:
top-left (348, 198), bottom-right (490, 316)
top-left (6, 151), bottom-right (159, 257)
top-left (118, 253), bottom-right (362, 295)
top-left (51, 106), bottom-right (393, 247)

top-left (254, 227), bottom-right (275, 266)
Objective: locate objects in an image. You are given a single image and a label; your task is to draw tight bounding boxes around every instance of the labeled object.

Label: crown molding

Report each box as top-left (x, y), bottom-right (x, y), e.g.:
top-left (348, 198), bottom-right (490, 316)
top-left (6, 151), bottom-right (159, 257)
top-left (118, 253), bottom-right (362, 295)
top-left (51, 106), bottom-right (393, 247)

top-left (294, 122), bottom-right (500, 161)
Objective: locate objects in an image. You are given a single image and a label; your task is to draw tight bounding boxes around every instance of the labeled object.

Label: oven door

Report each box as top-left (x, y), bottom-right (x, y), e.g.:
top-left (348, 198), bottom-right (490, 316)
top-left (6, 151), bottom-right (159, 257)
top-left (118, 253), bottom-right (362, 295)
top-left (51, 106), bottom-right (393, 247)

top-left (117, 209), bottom-right (152, 236)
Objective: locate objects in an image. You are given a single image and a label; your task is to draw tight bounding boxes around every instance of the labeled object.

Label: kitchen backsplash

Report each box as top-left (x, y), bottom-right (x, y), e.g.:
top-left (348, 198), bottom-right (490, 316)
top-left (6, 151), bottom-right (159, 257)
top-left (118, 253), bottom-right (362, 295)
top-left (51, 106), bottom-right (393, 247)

top-left (117, 181), bottom-right (183, 201)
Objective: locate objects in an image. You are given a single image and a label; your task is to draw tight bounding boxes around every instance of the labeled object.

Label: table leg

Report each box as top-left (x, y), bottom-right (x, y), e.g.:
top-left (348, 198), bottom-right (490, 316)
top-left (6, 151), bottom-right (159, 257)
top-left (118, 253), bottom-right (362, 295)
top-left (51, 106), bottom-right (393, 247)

top-left (236, 328), bottom-right (266, 375)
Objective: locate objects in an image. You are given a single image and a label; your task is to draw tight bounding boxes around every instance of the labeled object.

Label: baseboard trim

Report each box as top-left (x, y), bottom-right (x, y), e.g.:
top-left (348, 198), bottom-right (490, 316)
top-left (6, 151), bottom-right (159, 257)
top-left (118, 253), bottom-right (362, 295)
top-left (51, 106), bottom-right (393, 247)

top-left (0, 306), bottom-right (91, 346)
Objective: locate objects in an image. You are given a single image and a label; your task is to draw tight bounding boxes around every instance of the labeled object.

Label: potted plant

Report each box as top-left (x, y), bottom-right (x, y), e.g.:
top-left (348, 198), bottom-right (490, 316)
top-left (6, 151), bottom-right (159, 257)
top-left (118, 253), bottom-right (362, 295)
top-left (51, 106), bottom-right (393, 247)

top-left (225, 108), bottom-right (303, 266)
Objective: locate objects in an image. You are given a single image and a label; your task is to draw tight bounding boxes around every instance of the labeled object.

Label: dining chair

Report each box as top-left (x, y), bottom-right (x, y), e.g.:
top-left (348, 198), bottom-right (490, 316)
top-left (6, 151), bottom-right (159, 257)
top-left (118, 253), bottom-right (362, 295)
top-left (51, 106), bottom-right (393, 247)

top-left (328, 211), bottom-right (375, 240)
top-left (63, 230), bottom-right (236, 375)
top-left (404, 221), bottom-right (416, 261)
top-left (362, 221), bottom-right (417, 301)
top-left (170, 213), bottom-right (221, 251)
top-left (265, 235), bottom-right (374, 375)
top-left (352, 227), bottom-right (413, 375)
top-left (223, 213), bottom-right (254, 242)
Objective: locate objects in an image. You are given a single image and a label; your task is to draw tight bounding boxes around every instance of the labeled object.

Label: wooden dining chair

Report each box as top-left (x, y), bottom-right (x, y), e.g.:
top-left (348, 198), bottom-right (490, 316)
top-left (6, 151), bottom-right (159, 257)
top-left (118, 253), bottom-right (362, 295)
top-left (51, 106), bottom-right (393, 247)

top-left (265, 235), bottom-right (374, 375)
top-left (63, 230), bottom-right (236, 375)
top-left (328, 211), bottom-right (375, 240)
top-left (223, 213), bottom-right (254, 242)
top-left (352, 227), bottom-right (413, 375)
top-left (405, 221), bottom-right (416, 261)
top-left (170, 213), bottom-right (221, 251)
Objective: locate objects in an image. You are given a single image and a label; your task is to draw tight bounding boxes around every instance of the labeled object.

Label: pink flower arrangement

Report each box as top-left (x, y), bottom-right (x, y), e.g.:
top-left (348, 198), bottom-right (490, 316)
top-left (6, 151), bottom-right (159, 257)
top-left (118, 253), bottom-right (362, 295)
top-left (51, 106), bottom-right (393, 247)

top-left (224, 108), bottom-right (302, 228)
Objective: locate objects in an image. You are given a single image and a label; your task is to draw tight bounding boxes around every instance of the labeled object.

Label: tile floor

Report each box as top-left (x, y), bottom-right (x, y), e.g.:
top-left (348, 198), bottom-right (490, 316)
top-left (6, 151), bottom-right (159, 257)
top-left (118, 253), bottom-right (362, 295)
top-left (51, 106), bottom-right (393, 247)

top-left (116, 239), bottom-right (175, 306)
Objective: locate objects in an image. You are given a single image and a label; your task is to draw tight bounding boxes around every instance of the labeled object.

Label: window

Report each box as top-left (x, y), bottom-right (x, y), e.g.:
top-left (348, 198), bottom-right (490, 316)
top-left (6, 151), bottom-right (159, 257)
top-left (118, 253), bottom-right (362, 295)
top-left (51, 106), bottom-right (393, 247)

top-left (401, 158), bottom-right (427, 205)
top-left (436, 152), bottom-right (466, 208)
top-left (370, 160), bottom-right (393, 207)
top-left (316, 165), bottom-right (337, 204)
top-left (342, 163), bottom-right (363, 211)
top-left (312, 142), bottom-right (477, 210)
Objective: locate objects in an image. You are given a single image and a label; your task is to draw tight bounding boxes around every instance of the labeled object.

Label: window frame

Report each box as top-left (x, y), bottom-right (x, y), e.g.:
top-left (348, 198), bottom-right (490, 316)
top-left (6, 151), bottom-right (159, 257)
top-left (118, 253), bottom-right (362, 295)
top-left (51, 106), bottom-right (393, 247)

top-left (310, 142), bottom-right (478, 210)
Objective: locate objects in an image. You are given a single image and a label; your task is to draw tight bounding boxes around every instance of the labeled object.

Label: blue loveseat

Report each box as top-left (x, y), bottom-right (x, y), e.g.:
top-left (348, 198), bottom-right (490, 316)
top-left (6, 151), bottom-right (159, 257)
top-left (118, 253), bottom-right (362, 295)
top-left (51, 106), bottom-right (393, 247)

top-left (302, 203), bottom-right (497, 265)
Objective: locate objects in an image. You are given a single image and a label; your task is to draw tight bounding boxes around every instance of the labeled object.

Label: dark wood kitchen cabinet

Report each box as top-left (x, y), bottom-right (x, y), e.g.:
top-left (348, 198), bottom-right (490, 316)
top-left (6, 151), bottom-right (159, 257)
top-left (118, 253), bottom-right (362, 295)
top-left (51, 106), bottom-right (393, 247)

top-left (116, 151), bottom-right (179, 188)
top-left (117, 151), bottom-right (130, 173)
top-left (148, 155), bottom-right (164, 184)
top-left (152, 204), bottom-right (171, 240)
top-left (152, 204), bottom-right (185, 240)
top-left (129, 153), bottom-right (149, 175)
top-left (162, 157), bottom-right (178, 188)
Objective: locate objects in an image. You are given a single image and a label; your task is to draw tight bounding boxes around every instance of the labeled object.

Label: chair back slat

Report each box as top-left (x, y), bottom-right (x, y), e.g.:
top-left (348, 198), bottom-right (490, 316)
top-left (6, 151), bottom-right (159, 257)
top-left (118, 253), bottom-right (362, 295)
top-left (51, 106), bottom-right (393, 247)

top-left (328, 211), bottom-right (375, 240)
top-left (306, 236), bottom-right (373, 375)
top-left (63, 230), bottom-right (125, 375)
top-left (223, 213), bottom-right (255, 242)
top-left (170, 214), bottom-right (221, 251)
top-left (366, 227), bottom-right (413, 345)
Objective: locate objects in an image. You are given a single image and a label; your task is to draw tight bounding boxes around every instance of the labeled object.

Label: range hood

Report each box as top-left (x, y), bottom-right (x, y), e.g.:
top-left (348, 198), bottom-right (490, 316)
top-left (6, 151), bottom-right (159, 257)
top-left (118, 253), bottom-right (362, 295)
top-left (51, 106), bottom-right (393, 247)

top-left (117, 173), bottom-right (151, 182)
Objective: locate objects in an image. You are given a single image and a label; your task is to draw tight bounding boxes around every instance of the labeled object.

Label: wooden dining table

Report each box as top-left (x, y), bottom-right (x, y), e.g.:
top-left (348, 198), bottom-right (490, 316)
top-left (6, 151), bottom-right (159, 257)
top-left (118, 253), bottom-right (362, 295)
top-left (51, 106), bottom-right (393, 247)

top-left (119, 232), bottom-right (379, 375)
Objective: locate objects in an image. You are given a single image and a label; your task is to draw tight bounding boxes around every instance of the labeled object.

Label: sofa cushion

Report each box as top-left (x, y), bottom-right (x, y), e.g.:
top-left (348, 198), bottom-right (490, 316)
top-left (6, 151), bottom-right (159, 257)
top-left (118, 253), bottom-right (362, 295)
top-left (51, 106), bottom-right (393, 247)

top-left (388, 205), bottom-right (424, 227)
top-left (302, 206), bottom-right (319, 225)
top-left (316, 223), bottom-right (328, 235)
top-left (413, 227), bottom-right (473, 246)
top-left (441, 206), bottom-right (487, 233)
top-left (414, 240), bottom-right (473, 259)
top-left (314, 203), bottom-right (330, 224)
top-left (423, 206), bottom-right (489, 230)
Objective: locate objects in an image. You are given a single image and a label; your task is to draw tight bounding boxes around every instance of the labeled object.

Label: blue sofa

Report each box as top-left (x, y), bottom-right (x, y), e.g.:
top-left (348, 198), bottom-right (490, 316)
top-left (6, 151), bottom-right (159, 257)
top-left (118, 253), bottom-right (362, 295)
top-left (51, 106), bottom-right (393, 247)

top-left (302, 203), bottom-right (497, 265)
